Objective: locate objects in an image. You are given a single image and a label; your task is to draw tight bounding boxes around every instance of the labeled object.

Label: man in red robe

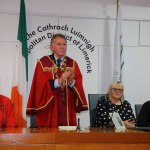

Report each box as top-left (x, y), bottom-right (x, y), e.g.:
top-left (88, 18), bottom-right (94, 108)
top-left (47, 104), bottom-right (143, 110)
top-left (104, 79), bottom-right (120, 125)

top-left (26, 33), bottom-right (88, 127)
top-left (0, 95), bottom-right (16, 127)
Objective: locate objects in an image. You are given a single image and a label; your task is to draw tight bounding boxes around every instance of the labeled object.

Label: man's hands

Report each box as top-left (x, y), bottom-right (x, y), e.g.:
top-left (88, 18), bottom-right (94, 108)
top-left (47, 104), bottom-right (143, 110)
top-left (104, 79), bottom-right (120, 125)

top-left (58, 68), bottom-right (74, 85)
top-left (66, 68), bottom-right (74, 84)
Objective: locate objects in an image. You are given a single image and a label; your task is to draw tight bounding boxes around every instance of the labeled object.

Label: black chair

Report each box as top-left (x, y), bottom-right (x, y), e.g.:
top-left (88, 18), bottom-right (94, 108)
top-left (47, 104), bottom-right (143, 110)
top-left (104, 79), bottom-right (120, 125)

top-left (88, 94), bottom-right (104, 127)
top-left (135, 104), bottom-right (143, 120)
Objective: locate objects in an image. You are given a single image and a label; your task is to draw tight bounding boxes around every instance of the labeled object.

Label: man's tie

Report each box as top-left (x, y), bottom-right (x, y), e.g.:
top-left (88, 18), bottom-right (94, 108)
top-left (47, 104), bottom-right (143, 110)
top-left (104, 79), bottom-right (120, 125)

top-left (57, 58), bottom-right (62, 68)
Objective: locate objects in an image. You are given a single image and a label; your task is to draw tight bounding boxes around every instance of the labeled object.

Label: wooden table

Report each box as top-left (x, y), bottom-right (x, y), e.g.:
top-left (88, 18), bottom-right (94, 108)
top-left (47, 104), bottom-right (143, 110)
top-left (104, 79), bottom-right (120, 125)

top-left (0, 127), bottom-right (150, 150)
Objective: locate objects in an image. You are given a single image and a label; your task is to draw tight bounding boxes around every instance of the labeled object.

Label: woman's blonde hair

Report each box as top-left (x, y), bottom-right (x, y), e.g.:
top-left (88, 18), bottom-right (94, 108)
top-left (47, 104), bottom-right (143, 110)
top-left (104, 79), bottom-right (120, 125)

top-left (108, 82), bottom-right (124, 101)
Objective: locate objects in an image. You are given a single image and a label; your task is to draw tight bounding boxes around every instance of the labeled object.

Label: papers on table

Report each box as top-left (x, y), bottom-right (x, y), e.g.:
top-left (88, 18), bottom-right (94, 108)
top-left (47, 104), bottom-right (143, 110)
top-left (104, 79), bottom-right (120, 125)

top-left (58, 126), bottom-right (77, 131)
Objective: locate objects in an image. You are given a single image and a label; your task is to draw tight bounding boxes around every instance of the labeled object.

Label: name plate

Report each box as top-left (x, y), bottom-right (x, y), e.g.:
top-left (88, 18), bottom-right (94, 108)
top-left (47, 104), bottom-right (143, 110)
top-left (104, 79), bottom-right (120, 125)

top-left (109, 112), bottom-right (125, 129)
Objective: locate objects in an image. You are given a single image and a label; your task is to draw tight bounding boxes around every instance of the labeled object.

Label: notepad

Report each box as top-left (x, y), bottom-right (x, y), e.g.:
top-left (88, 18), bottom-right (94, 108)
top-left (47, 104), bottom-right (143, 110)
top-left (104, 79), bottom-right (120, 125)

top-left (58, 126), bottom-right (77, 131)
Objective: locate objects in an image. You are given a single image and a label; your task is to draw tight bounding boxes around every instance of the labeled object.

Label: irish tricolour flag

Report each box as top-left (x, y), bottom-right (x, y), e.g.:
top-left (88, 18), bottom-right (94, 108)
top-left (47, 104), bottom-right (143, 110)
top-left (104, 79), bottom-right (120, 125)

top-left (11, 0), bottom-right (28, 127)
top-left (113, 0), bottom-right (124, 82)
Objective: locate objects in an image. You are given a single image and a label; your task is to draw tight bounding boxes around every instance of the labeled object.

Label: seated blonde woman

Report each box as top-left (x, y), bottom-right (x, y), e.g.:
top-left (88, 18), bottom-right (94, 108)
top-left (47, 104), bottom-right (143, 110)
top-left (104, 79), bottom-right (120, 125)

top-left (96, 82), bottom-right (136, 128)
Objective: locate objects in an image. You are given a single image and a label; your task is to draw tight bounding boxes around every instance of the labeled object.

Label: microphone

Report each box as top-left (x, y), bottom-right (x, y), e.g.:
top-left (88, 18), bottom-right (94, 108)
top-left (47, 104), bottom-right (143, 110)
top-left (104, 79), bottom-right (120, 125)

top-left (0, 104), bottom-right (5, 128)
top-left (76, 118), bottom-right (81, 131)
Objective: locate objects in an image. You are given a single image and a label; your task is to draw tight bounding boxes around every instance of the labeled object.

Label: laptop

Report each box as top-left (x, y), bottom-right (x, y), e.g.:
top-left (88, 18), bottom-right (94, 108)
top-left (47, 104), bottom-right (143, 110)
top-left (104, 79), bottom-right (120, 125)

top-left (127, 127), bottom-right (150, 132)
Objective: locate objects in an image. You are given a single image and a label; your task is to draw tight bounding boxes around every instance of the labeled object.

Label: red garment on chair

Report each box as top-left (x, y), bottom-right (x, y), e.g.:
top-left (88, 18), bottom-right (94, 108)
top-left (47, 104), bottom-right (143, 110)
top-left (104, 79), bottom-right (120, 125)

top-left (0, 95), bottom-right (16, 127)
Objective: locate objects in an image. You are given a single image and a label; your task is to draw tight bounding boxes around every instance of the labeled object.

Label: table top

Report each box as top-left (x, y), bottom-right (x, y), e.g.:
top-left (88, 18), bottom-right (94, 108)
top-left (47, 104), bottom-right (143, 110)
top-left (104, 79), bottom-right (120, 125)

top-left (0, 127), bottom-right (150, 145)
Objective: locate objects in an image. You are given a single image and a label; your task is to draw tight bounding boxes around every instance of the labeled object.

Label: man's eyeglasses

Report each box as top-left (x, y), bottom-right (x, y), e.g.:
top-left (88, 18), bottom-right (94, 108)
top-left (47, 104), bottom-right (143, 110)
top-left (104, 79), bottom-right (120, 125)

top-left (111, 88), bottom-right (123, 93)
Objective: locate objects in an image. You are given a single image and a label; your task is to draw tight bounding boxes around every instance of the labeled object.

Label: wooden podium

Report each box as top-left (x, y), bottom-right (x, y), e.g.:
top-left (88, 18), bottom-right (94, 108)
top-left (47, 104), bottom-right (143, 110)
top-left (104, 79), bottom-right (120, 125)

top-left (0, 127), bottom-right (150, 150)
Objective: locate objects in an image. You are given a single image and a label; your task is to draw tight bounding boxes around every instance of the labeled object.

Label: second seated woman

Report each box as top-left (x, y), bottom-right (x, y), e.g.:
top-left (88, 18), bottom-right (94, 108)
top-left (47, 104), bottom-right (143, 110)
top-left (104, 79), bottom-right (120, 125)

top-left (96, 82), bottom-right (136, 128)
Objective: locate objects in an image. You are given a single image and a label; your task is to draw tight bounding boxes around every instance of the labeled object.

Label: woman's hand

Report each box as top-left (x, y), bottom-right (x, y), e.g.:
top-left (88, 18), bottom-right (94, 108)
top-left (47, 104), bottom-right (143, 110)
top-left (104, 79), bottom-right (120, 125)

top-left (123, 119), bottom-right (135, 127)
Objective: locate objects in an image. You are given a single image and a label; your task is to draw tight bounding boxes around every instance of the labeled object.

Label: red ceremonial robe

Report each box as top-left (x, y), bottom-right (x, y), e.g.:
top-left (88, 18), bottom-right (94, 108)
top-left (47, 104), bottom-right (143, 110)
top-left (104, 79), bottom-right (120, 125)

top-left (0, 95), bottom-right (16, 127)
top-left (26, 55), bottom-right (88, 127)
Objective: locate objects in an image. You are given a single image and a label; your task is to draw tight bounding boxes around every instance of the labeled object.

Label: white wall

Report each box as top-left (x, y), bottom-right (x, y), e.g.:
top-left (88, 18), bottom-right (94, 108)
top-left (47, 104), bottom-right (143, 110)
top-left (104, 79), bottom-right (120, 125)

top-left (1, 0), bottom-right (150, 127)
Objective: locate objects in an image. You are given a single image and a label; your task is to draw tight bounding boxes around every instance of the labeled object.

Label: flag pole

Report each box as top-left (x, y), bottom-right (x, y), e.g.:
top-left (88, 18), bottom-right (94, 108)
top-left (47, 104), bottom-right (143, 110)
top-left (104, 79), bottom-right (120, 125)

top-left (116, 0), bottom-right (119, 15)
top-left (113, 0), bottom-right (124, 82)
